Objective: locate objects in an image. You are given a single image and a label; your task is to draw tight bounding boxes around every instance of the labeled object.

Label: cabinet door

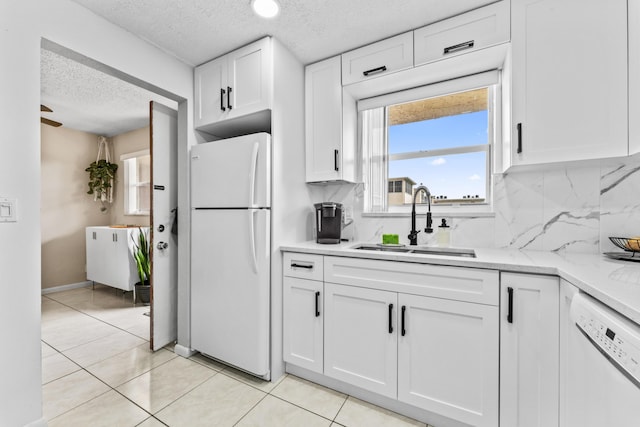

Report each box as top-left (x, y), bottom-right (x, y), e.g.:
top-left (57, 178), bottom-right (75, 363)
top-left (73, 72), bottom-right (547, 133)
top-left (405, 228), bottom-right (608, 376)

top-left (500, 273), bottom-right (559, 427)
top-left (324, 282), bottom-right (397, 398)
top-left (305, 56), bottom-right (343, 182)
top-left (511, 0), bottom-right (627, 166)
top-left (227, 37), bottom-right (271, 119)
top-left (283, 276), bottom-right (323, 373)
top-left (398, 293), bottom-right (499, 427)
top-left (194, 56), bottom-right (227, 129)
top-left (341, 32), bottom-right (413, 85)
top-left (630, 0), bottom-right (640, 155)
top-left (414, 1), bottom-right (509, 66)
top-left (85, 227), bottom-right (104, 283)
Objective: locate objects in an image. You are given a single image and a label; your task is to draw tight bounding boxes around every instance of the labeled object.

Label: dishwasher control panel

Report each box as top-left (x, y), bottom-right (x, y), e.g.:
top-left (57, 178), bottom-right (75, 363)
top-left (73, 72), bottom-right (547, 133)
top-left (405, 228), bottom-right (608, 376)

top-left (571, 292), bottom-right (640, 384)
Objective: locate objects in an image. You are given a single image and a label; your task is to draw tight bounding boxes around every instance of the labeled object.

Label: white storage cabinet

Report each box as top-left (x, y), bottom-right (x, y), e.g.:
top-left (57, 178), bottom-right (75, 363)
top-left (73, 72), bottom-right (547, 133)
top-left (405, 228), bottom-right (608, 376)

top-left (305, 56), bottom-right (356, 182)
top-left (500, 272), bottom-right (560, 427)
top-left (414, 1), bottom-right (510, 66)
top-left (282, 252), bottom-right (324, 374)
top-left (194, 37), bottom-right (272, 134)
top-left (323, 256), bottom-right (499, 427)
top-left (341, 32), bottom-right (414, 85)
top-left (85, 226), bottom-right (143, 292)
top-left (510, 0), bottom-right (628, 167)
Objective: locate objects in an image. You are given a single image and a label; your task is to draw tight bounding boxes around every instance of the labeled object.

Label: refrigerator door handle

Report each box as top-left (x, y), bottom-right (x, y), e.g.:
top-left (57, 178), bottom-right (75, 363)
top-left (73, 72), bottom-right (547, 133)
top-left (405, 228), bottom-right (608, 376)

top-left (249, 210), bottom-right (258, 274)
top-left (249, 142), bottom-right (259, 207)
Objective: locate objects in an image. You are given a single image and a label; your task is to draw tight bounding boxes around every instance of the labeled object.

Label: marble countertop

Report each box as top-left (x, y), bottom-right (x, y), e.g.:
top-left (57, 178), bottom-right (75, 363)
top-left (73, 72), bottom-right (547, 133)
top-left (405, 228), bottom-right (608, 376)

top-left (280, 241), bottom-right (640, 325)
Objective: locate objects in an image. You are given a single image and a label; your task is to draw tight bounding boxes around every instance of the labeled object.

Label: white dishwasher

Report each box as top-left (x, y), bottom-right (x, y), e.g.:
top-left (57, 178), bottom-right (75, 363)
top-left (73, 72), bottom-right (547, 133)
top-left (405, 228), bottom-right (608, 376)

top-left (561, 290), bottom-right (640, 427)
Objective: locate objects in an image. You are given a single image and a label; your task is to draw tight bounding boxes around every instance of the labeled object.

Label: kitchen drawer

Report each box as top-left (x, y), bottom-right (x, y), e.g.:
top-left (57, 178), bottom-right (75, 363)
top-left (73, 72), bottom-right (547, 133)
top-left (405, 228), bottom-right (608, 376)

top-left (283, 252), bottom-right (324, 281)
top-left (341, 32), bottom-right (413, 85)
top-left (414, 1), bottom-right (509, 66)
top-left (324, 256), bottom-right (498, 305)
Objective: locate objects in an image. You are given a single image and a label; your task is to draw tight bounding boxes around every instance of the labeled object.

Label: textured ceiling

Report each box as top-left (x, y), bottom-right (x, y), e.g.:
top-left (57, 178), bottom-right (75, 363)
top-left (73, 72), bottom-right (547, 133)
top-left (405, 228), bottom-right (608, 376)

top-left (42, 0), bottom-right (495, 137)
top-left (41, 49), bottom-right (177, 137)
top-left (71, 0), bottom-right (495, 66)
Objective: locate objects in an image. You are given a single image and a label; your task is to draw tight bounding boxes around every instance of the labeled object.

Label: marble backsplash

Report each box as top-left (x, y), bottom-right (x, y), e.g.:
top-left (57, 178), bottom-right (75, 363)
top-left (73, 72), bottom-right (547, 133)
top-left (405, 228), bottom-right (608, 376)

top-left (307, 154), bottom-right (640, 254)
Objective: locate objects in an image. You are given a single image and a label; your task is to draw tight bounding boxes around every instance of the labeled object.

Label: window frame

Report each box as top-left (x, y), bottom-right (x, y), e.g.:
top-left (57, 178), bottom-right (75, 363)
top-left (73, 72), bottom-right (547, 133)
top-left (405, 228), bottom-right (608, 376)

top-left (121, 149), bottom-right (151, 216)
top-left (359, 71), bottom-right (500, 214)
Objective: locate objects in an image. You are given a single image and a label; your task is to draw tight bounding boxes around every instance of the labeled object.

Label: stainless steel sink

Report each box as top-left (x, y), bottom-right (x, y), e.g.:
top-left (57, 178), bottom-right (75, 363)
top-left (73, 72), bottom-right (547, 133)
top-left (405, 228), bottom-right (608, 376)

top-left (410, 247), bottom-right (476, 258)
top-left (352, 244), bottom-right (476, 258)
top-left (352, 244), bottom-right (412, 253)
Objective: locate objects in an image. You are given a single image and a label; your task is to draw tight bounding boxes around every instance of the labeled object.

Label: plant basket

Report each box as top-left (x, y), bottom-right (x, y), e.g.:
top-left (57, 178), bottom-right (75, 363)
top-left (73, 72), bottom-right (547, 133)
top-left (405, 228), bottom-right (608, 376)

top-left (135, 280), bottom-right (151, 305)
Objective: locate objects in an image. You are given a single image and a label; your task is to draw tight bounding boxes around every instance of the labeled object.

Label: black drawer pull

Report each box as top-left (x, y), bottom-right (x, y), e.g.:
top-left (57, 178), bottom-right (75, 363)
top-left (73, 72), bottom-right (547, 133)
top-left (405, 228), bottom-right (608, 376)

top-left (401, 305), bottom-right (406, 336)
top-left (291, 263), bottom-right (313, 269)
top-left (315, 291), bottom-right (320, 317)
top-left (507, 287), bottom-right (514, 323)
top-left (443, 40), bottom-right (475, 55)
top-left (517, 123), bottom-right (523, 154)
top-left (227, 86), bottom-right (232, 110)
top-left (334, 149), bottom-right (339, 172)
top-left (220, 88), bottom-right (226, 111)
top-left (362, 65), bottom-right (387, 76)
top-left (388, 303), bottom-right (394, 334)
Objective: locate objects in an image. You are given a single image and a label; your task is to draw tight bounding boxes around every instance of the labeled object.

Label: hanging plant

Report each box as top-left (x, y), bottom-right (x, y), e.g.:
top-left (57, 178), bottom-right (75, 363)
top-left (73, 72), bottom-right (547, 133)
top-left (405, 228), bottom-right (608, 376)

top-left (86, 136), bottom-right (117, 204)
top-left (86, 159), bottom-right (118, 201)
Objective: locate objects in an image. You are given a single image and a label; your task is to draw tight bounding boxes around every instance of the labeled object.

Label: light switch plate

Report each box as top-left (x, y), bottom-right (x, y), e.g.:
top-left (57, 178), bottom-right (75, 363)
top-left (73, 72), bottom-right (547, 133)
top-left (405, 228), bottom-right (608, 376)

top-left (0, 197), bottom-right (17, 222)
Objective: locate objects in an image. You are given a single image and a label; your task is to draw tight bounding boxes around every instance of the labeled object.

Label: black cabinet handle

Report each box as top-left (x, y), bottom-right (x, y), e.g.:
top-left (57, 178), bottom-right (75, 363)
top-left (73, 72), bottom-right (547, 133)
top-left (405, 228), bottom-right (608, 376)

top-left (315, 291), bottom-right (320, 317)
top-left (401, 305), bottom-right (406, 336)
top-left (334, 149), bottom-right (339, 172)
top-left (517, 123), bottom-right (523, 154)
top-left (388, 303), bottom-right (394, 334)
top-left (291, 263), bottom-right (313, 269)
top-left (220, 88), bottom-right (226, 111)
top-left (363, 65), bottom-right (387, 76)
top-left (227, 86), bottom-right (232, 110)
top-left (444, 40), bottom-right (475, 55)
top-left (507, 287), bottom-right (514, 323)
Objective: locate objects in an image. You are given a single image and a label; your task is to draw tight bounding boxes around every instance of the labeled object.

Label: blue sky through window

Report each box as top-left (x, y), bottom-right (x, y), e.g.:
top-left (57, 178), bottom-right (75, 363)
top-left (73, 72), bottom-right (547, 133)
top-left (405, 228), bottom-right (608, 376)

top-left (388, 111), bottom-right (488, 200)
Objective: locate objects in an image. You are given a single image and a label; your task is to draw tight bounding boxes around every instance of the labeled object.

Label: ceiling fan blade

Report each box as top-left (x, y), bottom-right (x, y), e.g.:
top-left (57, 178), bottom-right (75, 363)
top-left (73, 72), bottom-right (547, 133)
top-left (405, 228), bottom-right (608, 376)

top-left (40, 104), bottom-right (53, 112)
top-left (41, 117), bottom-right (62, 127)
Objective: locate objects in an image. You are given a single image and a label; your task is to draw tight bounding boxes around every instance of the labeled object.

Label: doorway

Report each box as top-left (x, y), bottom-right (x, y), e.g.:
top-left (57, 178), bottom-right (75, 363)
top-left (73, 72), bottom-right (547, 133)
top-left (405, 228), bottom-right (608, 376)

top-left (39, 40), bottom-right (182, 368)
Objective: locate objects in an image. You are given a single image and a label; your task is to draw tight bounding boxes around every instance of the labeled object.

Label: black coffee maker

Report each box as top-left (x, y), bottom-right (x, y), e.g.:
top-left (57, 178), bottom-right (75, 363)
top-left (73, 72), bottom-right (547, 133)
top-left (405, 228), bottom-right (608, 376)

top-left (315, 202), bottom-right (343, 244)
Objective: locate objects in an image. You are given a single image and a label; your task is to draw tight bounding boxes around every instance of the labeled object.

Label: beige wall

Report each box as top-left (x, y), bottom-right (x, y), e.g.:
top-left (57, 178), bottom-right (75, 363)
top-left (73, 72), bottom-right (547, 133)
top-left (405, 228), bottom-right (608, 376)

top-left (40, 125), bottom-right (111, 288)
top-left (40, 125), bottom-right (150, 290)
top-left (111, 126), bottom-right (151, 227)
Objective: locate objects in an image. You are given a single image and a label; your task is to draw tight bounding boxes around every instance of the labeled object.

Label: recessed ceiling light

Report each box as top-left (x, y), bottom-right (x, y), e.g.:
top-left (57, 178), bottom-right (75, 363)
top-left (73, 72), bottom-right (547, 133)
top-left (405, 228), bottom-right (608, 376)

top-left (251, 0), bottom-right (280, 19)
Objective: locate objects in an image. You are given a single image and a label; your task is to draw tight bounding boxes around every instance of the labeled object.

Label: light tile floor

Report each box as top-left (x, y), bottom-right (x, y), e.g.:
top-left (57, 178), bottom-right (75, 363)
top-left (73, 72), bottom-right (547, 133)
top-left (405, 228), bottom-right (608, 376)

top-left (42, 284), bottom-right (433, 427)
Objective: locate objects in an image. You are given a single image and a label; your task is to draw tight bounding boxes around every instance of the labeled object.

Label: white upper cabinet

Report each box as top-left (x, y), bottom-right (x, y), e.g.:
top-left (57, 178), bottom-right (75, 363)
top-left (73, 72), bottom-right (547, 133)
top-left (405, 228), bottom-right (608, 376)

top-left (414, 1), bottom-right (510, 66)
top-left (630, 0), bottom-right (640, 155)
top-left (194, 37), bottom-right (272, 135)
top-left (341, 32), bottom-right (414, 85)
top-left (305, 56), bottom-right (357, 183)
top-left (510, 0), bottom-right (628, 167)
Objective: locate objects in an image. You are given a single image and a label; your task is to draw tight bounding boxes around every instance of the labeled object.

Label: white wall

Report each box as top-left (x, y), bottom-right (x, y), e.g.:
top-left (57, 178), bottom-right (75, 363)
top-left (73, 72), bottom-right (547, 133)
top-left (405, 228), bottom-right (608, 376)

top-left (0, 1), bottom-right (194, 425)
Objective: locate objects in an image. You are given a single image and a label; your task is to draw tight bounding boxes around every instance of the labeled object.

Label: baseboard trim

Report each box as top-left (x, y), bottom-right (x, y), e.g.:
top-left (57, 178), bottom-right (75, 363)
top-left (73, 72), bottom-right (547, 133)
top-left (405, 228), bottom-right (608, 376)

top-left (174, 344), bottom-right (196, 358)
top-left (41, 281), bottom-right (92, 295)
top-left (24, 416), bottom-right (48, 427)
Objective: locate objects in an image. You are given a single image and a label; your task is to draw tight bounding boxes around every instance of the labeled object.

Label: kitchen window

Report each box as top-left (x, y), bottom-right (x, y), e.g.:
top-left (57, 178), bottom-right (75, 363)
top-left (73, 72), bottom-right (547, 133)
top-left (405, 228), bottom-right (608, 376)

top-left (121, 149), bottom-right (150, 215)
top-left (361, 71), bottom-right (499, 213)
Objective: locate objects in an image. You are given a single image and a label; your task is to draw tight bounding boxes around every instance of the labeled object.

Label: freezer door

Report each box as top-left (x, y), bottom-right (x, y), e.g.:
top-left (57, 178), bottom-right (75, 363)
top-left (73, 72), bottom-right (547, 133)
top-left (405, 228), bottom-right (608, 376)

top-left (191, 132), bottom-right (270, 208)
top-left (191, 209), bottom-right (270, 377)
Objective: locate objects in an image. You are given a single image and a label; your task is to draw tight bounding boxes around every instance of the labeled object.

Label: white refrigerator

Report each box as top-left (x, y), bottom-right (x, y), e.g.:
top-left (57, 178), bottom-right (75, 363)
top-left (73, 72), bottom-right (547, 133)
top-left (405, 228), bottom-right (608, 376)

top-left (190, 132), bottom-right (271, 379)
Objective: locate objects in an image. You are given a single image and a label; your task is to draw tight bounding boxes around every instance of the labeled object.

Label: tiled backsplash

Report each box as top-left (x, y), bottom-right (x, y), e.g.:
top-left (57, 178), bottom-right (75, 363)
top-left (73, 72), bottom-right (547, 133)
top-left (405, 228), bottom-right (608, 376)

top-left (308, 154), bottom-right (640, 254)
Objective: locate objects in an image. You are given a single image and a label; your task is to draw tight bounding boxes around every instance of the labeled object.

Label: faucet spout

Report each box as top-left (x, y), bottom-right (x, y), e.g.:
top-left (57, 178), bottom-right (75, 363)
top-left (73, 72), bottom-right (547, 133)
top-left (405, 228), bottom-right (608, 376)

top-left (408, 185), bottom-right (433, 246)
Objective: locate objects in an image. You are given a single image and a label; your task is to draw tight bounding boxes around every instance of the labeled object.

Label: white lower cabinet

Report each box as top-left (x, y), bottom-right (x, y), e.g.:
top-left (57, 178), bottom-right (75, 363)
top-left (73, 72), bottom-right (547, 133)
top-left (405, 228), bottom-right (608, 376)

top-left (283, 276), bottom-right (324, 373)
top-left (283, 253), bottom-right (324, 374)
top-left (398, 293), bottom-right (499, 427)
top-left (500, 272), bottom-right (559, 427)
top-left (324, 282), bottom-right (398, 398)
top-left (86, 226), bottom-right (142, 292)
